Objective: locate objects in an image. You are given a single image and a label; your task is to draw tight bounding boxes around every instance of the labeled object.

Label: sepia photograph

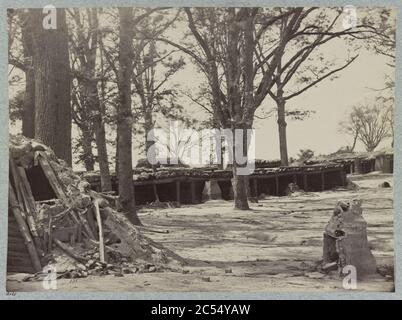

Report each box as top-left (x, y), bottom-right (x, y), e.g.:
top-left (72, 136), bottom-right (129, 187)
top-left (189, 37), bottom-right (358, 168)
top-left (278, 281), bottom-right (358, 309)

top-left (6, 5), bottom-right (396, 293)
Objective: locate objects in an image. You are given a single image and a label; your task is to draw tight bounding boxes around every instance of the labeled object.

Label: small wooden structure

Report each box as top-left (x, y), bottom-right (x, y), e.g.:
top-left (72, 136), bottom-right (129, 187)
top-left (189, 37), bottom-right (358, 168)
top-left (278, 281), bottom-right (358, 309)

top-left (8, 135), bottom-right (187, 275)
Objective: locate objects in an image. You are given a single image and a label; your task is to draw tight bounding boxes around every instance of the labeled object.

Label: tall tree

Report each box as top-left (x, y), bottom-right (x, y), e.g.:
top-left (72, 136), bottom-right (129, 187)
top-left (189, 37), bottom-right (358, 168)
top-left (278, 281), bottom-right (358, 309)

top-left (68, 8), bottom-right (112, 190)
top-left (8, 10), bottom-right (35, 138)
top-left (341, 101), bottom-right (391, 152)
top-left (265, 8), bottom-right (376, 165)
top-left (30, 8), bottom-right (72, 165)
top-left (117, 7), bottom-right (140, 225)
top-left (151, 8), bottom-right (307, 209)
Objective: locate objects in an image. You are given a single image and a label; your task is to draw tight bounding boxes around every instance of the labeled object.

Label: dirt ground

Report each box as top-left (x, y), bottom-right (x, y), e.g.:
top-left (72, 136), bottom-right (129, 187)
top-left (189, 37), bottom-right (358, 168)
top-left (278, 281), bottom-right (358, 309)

top-left (7, 173), bottom-right (394, 293)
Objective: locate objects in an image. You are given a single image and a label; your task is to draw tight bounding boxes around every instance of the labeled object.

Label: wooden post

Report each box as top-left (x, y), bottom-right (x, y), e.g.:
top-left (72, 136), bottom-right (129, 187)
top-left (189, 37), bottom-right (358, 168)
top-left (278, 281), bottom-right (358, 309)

top-left (190, 181), bottom-right (197, 204)
top-left (340, 168), bottom-right (346, 187)
top-left (321, 171), bottom-right (325, 191)
top-left (176, 181), bottom-right (181, 204)
top-left (275, 176), bottom-right (279, 196)
top-left (354, 158), bottom-right (362, 174)
top-left (303, 172), bottom-right (308, 191)
top-left (293, 174), bottom-right (297, 184)
top-left (8, 185), bottom-right (42, 273)
top-left (253, 178), bottom-right (258, 198)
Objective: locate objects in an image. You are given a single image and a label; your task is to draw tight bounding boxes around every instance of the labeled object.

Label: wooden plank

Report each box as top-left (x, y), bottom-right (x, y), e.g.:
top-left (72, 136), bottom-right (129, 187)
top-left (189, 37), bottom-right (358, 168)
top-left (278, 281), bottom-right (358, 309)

top-left (9, 160), bottom-right (25, 218)
top-left (8, 184), bottom-right (42, 273)
top-left (17, 167), bottom-right (37, 217)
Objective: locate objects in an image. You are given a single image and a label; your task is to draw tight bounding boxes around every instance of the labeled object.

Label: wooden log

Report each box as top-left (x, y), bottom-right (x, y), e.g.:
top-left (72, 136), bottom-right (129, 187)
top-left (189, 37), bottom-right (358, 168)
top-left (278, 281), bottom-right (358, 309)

top-left (8, 185), bottom-right (42, 273)
top-left (93, 199), bottom-right (105, 263)
top-left (53, 238), bottom-right (88, 264)
top-left (9, 160), bottom-right (26, 218)
top-left (17, 166), bottom-right (37, 216)
top-left (136, 225), bottom-right (169, 234)
top-left (14, 165), bottom-right (45, 254)
top-left (70, 210), bottom-right (96, 240)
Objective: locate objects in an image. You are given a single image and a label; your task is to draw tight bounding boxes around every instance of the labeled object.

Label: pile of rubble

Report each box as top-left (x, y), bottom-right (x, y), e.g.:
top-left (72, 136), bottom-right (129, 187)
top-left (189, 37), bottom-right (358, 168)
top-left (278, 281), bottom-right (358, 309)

top-left (9, 135), bottom-right (186, 280)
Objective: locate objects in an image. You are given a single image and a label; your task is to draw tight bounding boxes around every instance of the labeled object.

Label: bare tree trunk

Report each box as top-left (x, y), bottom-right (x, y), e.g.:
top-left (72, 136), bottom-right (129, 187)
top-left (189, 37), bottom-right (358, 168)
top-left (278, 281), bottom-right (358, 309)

top-left (81, 126), bottom-right (95, 171)
top-left (231, 126), bottom-right (250, 210)
top-left (117, 7), bottom-right (140, 225)
top-left (144, 109), bottom-right (160, 202)
top-left (90, 10), bottom-right (112, 192)
top-left (88, 79), bottom-right (112, 191)
top-left (22, 67), bottom-right (35, 138)
top-left (30, 8), bottom-right (71, 165)
top-left (351, 130), bottom-right (358, 152)
top-left (94, 113), bottom-right (112, 191)
top-left (144, 108), bottom-right (154, 160)
top-left (277, 98), bottom-right (289, 166)
top-left (19, 11), bottom-right (35, 138)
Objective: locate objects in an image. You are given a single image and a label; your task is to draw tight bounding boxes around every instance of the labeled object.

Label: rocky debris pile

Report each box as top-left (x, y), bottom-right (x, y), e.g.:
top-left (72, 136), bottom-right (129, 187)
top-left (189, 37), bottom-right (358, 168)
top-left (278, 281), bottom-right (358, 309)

top-left (9, 135), bottom-right (186, 281)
